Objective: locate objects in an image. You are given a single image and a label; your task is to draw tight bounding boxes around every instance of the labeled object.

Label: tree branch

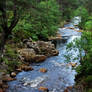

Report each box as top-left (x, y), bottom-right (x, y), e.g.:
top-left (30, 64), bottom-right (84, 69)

top-left (8, 0), bottom-right (19, 32)
top-left (1, 6), bottom-right (8, 32)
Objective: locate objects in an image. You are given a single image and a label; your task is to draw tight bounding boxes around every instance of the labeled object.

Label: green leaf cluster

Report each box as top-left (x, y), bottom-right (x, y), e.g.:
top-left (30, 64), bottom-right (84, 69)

top-left (13, 0), bottom-right (61, 41)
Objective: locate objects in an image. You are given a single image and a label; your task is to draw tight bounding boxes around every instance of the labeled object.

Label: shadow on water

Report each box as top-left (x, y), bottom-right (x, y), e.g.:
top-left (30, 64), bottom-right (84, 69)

top-left (7, 17), bottom-right (81, 92)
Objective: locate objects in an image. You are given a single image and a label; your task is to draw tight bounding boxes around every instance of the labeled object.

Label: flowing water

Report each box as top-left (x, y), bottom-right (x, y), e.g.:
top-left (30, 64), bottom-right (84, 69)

top-left (7, 17), bottom-right (81, 92)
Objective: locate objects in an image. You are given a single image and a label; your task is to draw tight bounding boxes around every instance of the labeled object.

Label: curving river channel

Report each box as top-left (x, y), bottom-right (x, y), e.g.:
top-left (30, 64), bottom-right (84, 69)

top-left (7, 17), bottom-right (81, 92)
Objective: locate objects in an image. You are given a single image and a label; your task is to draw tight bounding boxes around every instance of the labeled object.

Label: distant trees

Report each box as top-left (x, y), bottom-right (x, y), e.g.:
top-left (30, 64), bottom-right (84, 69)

top-left (57, 0), bottom-right (79, 20)
top-left (78, 0), bottom-right (92, 12)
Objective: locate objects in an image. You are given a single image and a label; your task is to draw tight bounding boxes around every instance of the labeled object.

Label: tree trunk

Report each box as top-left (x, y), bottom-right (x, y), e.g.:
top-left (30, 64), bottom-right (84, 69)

top-left (0, 31), bottom-right (6, 61)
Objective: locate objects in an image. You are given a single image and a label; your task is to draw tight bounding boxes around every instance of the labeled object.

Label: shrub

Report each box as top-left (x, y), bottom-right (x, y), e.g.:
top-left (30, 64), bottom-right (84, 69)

top-left (85, 75), bottom-right (92, 83)
top-left (85, 21), bottom-right (92, 31)
top-left (88, 89), bottom-right (92, 92)
top-left (74, 7), bottom-right (89, 28)
top-left (2, 45), bottom-right (21, 73)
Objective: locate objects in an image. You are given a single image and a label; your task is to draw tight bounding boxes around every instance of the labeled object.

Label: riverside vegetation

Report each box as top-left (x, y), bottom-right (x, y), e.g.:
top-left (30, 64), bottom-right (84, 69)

top-left (0, 0), bottom-right (92, 92)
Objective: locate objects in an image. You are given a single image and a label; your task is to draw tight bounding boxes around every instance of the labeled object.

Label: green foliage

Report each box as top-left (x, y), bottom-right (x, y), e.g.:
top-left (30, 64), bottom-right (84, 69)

top-left (85, 75), bottom-right (92, 83)
top-left (85, 21), bottom-right (92, 31)
top-left (3, 57), bottom-right (21, 73)
top-left (65, 37), bottom-right (84, 63)
top-left (76, 65), bottom-right (83, 74)
top-left (2, 45), bottom-right (21, 73)
top-left (88, 89), bottom-right (92, 92)
top-left (65, 17), bottom-right (92, 90)
top-left (65, 31), bottom-right (92, 74)
top-left (13, 0), bottom-right (61, 41)
top-left (74, 7), bottom-right (89, 28)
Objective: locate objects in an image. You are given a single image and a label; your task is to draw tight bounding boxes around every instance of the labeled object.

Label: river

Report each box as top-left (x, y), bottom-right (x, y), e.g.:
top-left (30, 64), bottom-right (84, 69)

top-left (7, 17), bottom-right (81, 92)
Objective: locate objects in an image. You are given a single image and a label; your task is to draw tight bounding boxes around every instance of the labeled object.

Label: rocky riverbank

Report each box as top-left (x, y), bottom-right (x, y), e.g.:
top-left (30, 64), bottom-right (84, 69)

top-left (0, 39), bottom-right (59, 92)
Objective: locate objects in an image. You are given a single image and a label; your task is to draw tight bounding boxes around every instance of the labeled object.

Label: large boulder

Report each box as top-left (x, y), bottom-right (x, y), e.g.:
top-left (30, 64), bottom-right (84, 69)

top-left (37, 41), bottom-right (59, 57)
top-left (18, 48), bottom-right (46, 62)
top-left (18, 48), bottom-right (36, 61)
top-left (33, 55), bottom-right (46, 63)
top-left (18, 40), bottom-right (59, 62)
top-left (24, 41), bottom-right (59, 57)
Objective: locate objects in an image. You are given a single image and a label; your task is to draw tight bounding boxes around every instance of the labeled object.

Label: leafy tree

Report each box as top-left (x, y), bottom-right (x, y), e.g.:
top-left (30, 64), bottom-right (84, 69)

top-left (0, 0), bottom-right (61, 60)
top-left (85, 20), bottom-right (92, 31)
top-left (0, 0), bottom-right (37, 59)
top-left (13, 0), bottom-right (61, 41)
top-left (29, 0), bottom-right (61, 40)
top-left (74, 7), bottom-right (89, 29)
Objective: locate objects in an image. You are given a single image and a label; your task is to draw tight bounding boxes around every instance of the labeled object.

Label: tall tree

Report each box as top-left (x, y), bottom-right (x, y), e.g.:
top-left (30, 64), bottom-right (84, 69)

top-left (0, 0), bottom-right (37, 59)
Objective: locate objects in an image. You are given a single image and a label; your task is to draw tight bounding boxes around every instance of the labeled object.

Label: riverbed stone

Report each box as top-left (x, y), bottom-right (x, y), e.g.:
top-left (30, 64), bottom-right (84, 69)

top-left (69, 62), bottom-right (77, 67)
top-left (2, 74), bottom-right (15, 82)
top-left (67, 27), bottom-right (75, 30)
top-left (38, 86), bottom-right (49, 92)
top-left (67, 86), bottom-right (73, 89)
top-left (16, 68), bottom-right (22, 72)
top-left (64, 88), bottom-right (68, 92)
top-left (39, 68), bottom-right (47, 73)
top-left (34, 55), bottom-right (47, 63)
top-left (21, 66), bottom-right (34, 71)
top-left (11, 72), bottom-right (16, 77)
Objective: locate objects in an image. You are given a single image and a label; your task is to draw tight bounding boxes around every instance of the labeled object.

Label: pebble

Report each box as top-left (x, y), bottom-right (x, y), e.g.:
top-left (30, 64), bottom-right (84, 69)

top-left (38, 86), bottom-right (49, 92)
top-left (11, 72), bottom-right (16, 77)
top-left (39, 68), bottom-right (47, 73)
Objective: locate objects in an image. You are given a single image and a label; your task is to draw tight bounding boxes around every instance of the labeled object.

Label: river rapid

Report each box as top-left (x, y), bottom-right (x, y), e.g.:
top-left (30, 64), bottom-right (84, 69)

top-left (7, 17), bottom-right (81, 92)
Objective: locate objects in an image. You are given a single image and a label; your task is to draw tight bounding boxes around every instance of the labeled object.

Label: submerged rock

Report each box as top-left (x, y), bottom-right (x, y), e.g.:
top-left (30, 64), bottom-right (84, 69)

top-left (64, 88), bottom-right (68, 92)
top-left (34, 55), bottom-right (47, 63)
top-left (38, 86), bottom-right (49, 92)
top-left (39, 68), bottom-right (47, 73)
top-left (69, 62), bottom-right (77, 67)
top-left (67, 86), bottom-right (73, 89)
top-left (21, 65), bottom-right (34, 71)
